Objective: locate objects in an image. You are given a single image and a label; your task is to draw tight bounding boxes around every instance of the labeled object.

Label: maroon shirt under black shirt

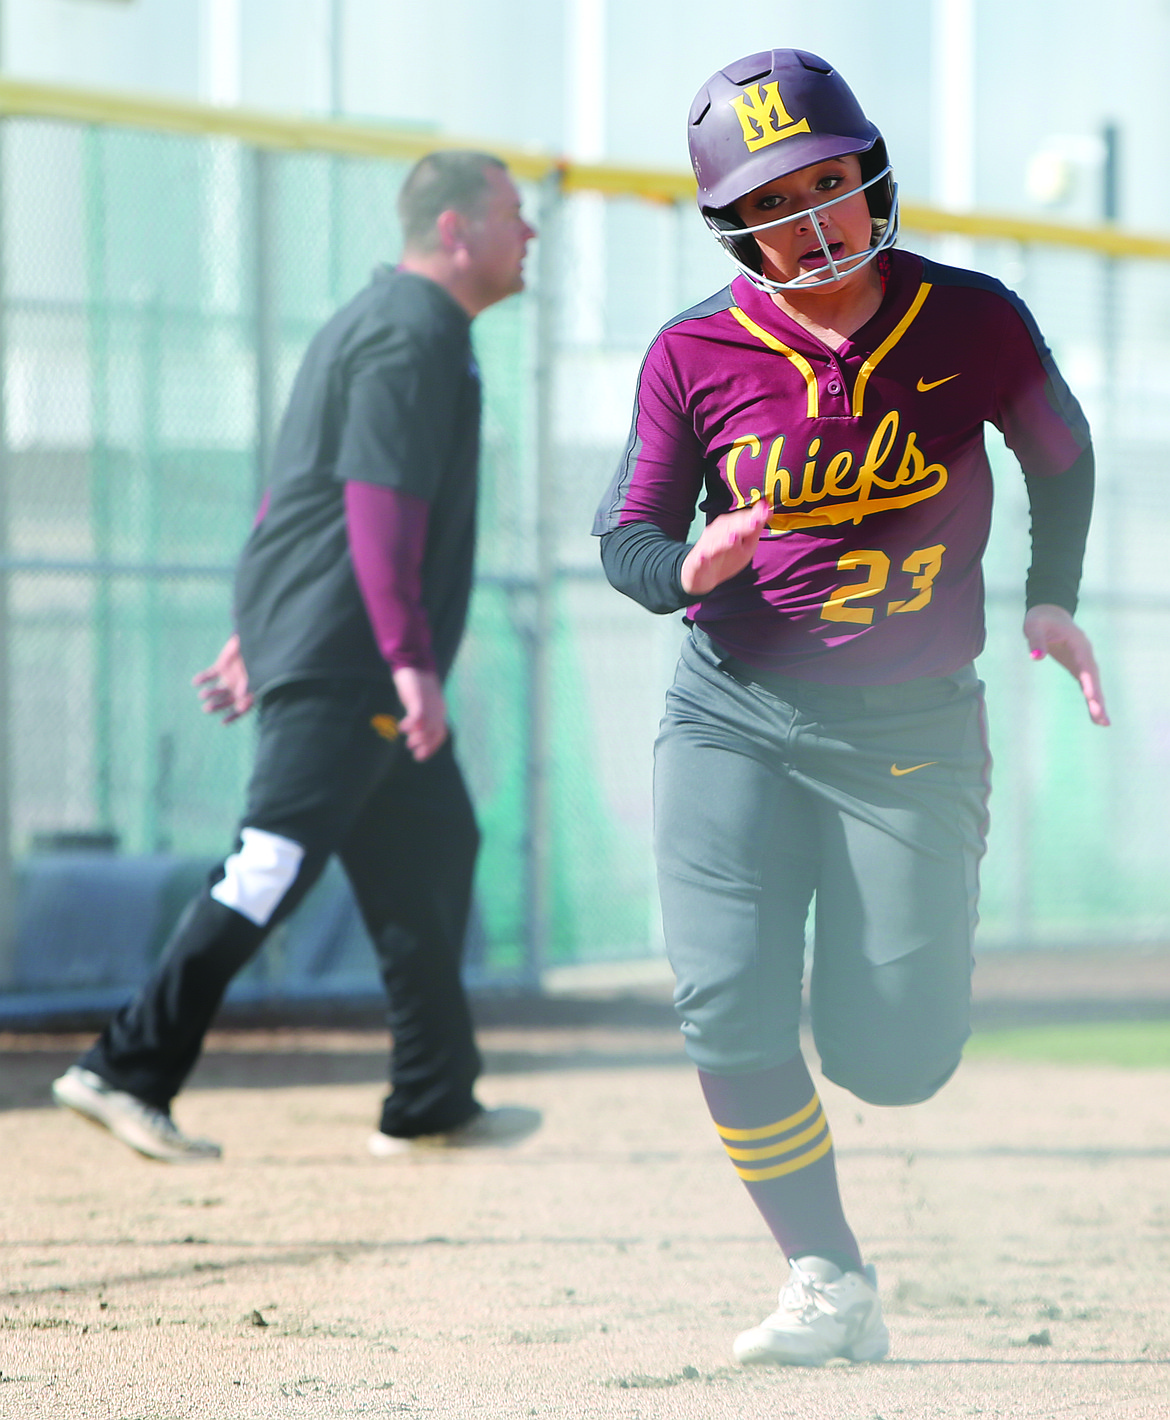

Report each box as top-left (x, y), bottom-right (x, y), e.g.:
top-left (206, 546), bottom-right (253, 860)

top-left (235, 268), bottom-right (481, 700)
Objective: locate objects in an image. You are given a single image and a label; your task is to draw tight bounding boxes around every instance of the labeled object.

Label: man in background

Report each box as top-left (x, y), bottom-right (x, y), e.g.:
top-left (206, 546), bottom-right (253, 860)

top-left (53, 150), bottom-right (541, 1162)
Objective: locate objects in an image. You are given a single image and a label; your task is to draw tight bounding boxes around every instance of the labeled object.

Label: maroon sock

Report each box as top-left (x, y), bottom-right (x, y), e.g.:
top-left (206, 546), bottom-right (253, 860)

top-left (699, 1055), bottom-right (863, 1273)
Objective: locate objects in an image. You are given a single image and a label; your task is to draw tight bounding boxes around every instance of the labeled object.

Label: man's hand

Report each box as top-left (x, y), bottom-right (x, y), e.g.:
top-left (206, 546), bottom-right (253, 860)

top-left (193, 633), bottom-right (254, 724)
top-left (392, 665), bottom-right (448, 761)
top-left (1024, 604), bottom-right (1110, 727)
top-left (680, 498), bottom-right (771, 596)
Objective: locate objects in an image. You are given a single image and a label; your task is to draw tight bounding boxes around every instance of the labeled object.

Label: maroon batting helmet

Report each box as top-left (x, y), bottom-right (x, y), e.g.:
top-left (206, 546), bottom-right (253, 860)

top-left (687, 49), bottom-right (898, 290)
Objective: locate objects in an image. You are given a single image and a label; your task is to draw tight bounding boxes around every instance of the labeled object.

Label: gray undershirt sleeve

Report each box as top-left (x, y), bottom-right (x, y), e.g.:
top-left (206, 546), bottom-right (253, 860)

top-left (599, 521), bottom-right (693, 615)
top-left (1024, 445), bottom-right (1094, 615)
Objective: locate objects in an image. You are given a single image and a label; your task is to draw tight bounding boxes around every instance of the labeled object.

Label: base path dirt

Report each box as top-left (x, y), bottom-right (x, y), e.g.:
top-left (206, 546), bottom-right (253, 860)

top-left (1, 986), bottom-right (1169, 1418)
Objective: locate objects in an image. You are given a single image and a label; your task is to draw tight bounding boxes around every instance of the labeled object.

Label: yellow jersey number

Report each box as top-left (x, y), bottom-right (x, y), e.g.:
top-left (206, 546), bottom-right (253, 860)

top-left (821, 544), bottom-right (947, 625)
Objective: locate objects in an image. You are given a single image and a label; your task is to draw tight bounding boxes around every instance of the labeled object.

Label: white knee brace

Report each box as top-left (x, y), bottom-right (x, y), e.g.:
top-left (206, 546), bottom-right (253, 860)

top-left (210, 827), bottom-right (305, 926)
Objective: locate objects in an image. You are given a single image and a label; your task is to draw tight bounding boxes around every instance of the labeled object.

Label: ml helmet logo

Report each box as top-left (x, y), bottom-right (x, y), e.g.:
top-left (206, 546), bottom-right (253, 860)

top-left (730, 82), bottom-right (812, 152)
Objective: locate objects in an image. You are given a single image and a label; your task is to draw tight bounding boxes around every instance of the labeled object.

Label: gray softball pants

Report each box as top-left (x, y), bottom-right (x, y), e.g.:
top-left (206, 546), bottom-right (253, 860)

top-left (653, 627), bottom-right (991, 1106)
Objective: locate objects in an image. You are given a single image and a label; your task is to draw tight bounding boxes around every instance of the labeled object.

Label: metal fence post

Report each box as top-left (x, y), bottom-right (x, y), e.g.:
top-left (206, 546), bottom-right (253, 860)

top-left (0, 115), bottom-right (14, 987)
top-left (522, 167), bottom-right (563, 987)
top-left (83, 126), bottom-right (115, 835)
top-left (252, 146), bottom-right (277, 503)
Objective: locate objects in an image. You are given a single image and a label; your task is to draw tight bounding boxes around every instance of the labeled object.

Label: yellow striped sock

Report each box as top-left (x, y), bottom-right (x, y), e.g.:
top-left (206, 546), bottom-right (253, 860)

top-left (714, 1093), bottom-right (834, 1183)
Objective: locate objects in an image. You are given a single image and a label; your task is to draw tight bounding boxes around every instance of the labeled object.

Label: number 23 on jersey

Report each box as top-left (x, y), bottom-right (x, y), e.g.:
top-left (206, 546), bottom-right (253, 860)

top-left (821, 544), bottom-right (946, 624)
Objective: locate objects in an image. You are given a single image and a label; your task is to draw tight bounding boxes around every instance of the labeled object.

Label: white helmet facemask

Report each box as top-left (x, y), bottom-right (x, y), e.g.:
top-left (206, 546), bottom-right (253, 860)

top-left (706, 165), bottom-right (900, 293)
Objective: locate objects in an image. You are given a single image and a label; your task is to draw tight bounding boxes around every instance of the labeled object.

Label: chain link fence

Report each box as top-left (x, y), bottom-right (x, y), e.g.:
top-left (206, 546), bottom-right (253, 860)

top-left (0, 88), bottom-right (1167, 1016)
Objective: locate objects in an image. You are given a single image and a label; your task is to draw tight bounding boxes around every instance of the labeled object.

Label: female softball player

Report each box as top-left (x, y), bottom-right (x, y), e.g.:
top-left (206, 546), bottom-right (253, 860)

top-left (594, 48), bottom-right (1108, 1366)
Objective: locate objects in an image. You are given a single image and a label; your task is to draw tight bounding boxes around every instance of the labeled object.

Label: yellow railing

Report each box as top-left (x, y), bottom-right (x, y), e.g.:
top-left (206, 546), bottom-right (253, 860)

top-left (3, 76), bottom-right (1170, 262)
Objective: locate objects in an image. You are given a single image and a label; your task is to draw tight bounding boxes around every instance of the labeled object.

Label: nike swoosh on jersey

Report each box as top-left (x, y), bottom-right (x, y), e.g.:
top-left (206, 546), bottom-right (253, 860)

top-left (916, 373), bottom-right (960, 392)
top-left (890, 761), bottom-right (937, 776)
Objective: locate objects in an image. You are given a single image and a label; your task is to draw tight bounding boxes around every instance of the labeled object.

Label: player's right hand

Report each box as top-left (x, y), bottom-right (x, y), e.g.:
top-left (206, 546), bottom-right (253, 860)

top-left (680, 498), bottom-right (771, 596)
top-left (193, 633), bottom-right (254, 724)
top-left (392, 665), bottom-right (448, 761)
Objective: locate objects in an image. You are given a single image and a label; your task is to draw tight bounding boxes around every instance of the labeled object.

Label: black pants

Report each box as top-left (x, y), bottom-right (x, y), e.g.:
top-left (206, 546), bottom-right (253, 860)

top-left (82, 681), bottom-right (482, 1137)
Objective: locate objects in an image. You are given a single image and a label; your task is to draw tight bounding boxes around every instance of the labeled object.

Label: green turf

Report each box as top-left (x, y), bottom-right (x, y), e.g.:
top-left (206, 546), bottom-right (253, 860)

top-left (966, 1019), bottom-right (1170, 1067)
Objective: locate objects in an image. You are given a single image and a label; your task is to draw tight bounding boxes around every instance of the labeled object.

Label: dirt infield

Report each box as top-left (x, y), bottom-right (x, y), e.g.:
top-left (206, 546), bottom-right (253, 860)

top-left (2, 953), bottom-right (1169, 1419)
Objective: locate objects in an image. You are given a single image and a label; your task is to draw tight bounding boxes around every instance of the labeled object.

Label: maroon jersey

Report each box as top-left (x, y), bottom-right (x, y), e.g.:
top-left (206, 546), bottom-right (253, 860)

top-left (594, 249), bottom-right (1089, 683)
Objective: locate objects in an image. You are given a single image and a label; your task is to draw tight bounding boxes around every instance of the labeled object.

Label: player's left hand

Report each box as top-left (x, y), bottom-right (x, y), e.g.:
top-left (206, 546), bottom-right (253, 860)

top-left (392, 665), bottom-right (448, 761)
top-left (1023, 604), bottom-right (1110, 727)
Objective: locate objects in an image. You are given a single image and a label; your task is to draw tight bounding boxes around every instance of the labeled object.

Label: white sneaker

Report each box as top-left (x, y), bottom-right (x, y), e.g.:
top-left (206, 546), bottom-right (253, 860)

top-left (367, 1104), bottom-right (542, 1157)
top-left (51, 1065), bottom-right (222, 1163)
top-left (733, 1257), bottom-right (890, 1367)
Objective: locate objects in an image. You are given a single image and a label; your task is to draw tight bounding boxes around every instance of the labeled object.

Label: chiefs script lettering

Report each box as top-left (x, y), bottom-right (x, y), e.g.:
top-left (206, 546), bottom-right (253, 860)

top-left (723, 410), bottom-right (948, 531)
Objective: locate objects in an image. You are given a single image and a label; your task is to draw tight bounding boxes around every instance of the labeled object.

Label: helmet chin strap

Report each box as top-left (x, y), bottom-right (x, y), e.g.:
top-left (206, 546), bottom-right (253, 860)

top-left (707, 171), bottom-right (900, 295)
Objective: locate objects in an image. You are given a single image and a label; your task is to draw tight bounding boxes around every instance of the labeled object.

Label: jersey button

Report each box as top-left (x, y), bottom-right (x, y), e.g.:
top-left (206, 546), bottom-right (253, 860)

top-left (827, 379), bottom-right (842, 395)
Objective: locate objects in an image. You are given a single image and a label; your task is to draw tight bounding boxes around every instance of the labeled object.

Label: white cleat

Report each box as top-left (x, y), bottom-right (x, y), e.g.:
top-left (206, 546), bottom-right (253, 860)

top-left (51, 1065), bottom-right (222, 1163)
top-left (367, 1104), bottom-right (542, 1156)
top-left (733, 1256), bottom-right (890, 1367)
